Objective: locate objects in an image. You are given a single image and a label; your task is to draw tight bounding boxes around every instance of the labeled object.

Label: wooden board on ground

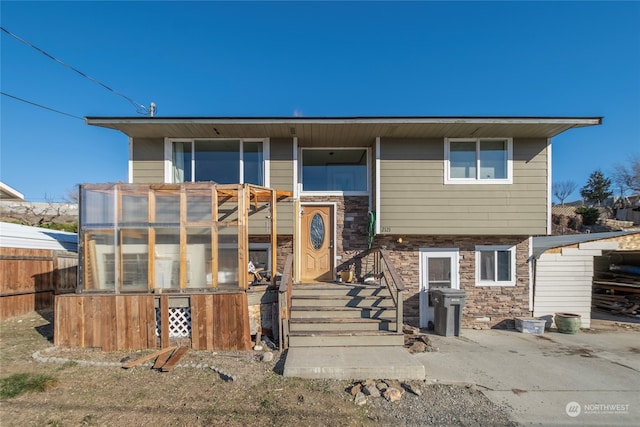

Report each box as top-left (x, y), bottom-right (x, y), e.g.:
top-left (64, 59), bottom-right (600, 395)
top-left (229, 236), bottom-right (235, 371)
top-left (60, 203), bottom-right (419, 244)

top-left (160, 347), bottom-right (189, 372)
top-left (153, 348), bottom-right (175, 369)
top-left (122, 346), bottom-right (177, 369)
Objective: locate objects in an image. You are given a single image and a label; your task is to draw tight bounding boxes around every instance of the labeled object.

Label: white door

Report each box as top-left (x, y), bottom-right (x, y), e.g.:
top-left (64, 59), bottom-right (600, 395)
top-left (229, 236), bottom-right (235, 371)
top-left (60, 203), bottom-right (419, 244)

top-left (419, 249), bottom-right (459, 328)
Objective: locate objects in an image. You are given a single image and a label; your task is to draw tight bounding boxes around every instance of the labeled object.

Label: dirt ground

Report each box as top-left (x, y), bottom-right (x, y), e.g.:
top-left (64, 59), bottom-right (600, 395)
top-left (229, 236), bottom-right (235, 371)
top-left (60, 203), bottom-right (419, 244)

top-left (0, 310), bottom-right (516, 426)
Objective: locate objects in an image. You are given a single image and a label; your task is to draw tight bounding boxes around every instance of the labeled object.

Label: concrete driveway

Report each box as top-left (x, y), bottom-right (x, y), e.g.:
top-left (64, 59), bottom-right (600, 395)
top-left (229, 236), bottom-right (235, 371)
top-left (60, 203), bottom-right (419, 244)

top-left (414, 321), bottom-right (640, 426)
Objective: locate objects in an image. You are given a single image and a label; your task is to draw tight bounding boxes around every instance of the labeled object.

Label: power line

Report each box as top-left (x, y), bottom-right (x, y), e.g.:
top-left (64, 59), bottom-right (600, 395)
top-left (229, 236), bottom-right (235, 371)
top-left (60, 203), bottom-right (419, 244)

top-left (1, 26), bottom-right (150, 115)
top-left (1, 91), bottom-right (84, 120)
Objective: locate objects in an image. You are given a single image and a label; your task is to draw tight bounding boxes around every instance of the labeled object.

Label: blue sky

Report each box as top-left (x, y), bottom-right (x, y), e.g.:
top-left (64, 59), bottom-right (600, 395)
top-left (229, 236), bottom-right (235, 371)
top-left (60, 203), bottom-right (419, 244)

top-left (1, 1), bottom-right (639, 202)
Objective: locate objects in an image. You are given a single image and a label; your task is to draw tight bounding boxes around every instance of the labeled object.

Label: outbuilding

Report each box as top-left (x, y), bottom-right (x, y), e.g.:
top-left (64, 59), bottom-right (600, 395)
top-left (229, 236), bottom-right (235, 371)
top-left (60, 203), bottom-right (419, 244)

top-left (532, 231), bottom-right (640, 328)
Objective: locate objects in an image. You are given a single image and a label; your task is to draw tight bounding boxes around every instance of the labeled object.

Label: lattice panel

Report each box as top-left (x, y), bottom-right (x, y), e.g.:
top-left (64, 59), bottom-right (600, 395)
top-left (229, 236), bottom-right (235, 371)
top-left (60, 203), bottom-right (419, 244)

top-left (155, 307), bottom-right (192, 338)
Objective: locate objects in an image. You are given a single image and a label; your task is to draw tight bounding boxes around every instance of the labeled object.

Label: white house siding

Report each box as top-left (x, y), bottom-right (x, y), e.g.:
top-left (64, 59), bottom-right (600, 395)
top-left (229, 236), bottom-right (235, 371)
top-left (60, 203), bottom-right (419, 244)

top-left (533, 241), bottom-right (619, 328)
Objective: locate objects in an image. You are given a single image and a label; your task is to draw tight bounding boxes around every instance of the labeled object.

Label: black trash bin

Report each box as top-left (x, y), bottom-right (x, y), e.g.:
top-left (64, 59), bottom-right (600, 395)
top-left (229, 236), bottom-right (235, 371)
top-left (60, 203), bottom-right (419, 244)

top-left (432, 289), bottom-right (467, 337)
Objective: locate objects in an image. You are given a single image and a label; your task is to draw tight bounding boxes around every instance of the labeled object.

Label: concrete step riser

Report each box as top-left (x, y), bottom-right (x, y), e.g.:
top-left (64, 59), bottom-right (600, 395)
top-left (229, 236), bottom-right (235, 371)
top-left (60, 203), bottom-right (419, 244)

top-left (289, 334), bottom-right (404, 347)
top-left (289, 321), bottom-right (396, 332)
top-left (291, 308), bottom-right (395, 319)
top-left (291, 298), bottom-right (395, 308)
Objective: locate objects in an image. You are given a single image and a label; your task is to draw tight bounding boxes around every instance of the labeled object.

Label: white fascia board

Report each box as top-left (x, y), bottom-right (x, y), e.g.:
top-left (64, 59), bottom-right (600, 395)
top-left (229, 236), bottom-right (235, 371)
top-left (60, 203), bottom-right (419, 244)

top-left (86, 116), bottom-right (603, 126)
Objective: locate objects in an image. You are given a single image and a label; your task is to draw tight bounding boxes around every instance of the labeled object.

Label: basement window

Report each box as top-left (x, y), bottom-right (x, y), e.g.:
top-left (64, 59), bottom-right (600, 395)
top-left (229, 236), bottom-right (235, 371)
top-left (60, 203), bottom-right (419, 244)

top-left (475, 245), bottom-right (516, 286)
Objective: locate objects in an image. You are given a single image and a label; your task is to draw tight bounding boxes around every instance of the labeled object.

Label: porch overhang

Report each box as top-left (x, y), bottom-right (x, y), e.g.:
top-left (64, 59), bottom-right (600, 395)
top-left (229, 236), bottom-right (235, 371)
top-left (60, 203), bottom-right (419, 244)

top-left (86, 116), bottom-right (603, 146)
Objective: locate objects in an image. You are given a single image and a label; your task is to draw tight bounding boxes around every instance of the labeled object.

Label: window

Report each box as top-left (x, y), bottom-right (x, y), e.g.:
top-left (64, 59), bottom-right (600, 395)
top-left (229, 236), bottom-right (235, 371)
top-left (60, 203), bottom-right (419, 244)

top-left (445, 138), bottom-right (512, 184)
top-left (301, 148), bottom-right (368, 193)
top-left (475, 245), bottom-right (515, 286)
top-left (170, 139), bottom-right (266, 186)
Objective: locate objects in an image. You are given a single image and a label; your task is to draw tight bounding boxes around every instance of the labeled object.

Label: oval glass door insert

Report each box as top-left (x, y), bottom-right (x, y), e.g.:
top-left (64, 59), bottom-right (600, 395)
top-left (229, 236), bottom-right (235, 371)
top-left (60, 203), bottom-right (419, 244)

top-left (310, 213), bottom-right (325, 249)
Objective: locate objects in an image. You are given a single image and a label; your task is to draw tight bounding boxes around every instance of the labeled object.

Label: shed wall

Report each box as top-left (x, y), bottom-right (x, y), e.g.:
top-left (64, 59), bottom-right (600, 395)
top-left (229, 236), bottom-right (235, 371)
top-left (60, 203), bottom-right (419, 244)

top-left (532, 242), bottom-right (620, 328)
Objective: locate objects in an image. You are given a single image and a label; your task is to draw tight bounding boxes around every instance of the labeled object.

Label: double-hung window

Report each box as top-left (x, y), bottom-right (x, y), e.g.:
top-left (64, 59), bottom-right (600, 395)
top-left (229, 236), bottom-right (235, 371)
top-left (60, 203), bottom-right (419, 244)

top-left (445, 138), bottom-right (512, 184)
top-left (475, 245), bottom-right (516, 286)
top-left (169, 139), bottom-right (267, 186)
top-left (301, 148), bottom-right (369, 194)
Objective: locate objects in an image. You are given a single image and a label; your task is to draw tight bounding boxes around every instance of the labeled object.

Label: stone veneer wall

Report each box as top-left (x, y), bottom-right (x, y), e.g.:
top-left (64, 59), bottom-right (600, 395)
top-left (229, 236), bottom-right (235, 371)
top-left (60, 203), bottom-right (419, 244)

top-left (373, 235), bottom-right (531, 329)
top-left (256, 194), bottom-right (532, 329)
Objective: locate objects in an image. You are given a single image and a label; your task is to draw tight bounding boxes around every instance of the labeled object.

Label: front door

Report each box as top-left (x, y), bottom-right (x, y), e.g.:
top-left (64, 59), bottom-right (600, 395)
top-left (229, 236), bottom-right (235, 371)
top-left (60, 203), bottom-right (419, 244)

top-left (419, 249), bottom-right (459, 328)
top-left (300, 205), bottom-right (334, 282)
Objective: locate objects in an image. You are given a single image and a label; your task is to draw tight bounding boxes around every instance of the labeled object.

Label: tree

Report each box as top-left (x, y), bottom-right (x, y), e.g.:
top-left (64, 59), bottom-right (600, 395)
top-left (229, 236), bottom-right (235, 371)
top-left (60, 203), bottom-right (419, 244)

top-left (613, 155), bottom-right (640, 195)
top-left (553, 180), bottom-right (577, 206)
top-left (580, 169), bottom-right (612, 206)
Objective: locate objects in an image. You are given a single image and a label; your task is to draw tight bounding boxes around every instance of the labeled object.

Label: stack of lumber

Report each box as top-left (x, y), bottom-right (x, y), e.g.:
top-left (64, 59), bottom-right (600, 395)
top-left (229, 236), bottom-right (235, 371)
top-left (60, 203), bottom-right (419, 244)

top-left (592, 293), bottom-right (640, 318)
top-left (593, 264), bottom-right (640, 294)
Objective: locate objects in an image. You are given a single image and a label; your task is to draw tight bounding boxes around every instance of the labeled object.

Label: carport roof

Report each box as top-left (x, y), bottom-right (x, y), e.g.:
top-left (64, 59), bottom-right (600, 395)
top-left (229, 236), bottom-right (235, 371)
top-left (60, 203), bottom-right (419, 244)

top-left (532, 231), bottom-right (640, 259)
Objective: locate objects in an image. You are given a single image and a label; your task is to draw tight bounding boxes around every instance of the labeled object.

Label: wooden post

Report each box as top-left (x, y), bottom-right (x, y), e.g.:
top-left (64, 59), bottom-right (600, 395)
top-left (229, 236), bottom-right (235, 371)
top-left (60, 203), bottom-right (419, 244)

top-left (160, 295), bottom-right (170, 348)
top-left (270, 189), bottom-right (277, 283)
top-left (148, 188), bottom-right (156, 291)
top-left (179, 185), bottom-right (187, 289)
top-left (238, 184), bottom-right (249, 290)
top-left (211, 185), bottom-right (218, 288)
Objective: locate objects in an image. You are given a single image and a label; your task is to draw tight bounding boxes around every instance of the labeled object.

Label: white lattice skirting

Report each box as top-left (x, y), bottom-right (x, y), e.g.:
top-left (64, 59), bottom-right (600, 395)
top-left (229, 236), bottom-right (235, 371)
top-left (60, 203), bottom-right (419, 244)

top-left (155, 307), bottom-right (192, 338)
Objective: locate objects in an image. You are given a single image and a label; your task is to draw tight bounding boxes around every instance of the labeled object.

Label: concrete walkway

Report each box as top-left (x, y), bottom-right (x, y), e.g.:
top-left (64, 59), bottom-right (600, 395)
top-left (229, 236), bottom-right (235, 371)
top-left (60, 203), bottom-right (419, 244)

top-left (283, 320), bottom-right (640, 425)
top-left (283, 346), bottom-right (425, 379)
top-left (415, 325), bottom-right (640, 426)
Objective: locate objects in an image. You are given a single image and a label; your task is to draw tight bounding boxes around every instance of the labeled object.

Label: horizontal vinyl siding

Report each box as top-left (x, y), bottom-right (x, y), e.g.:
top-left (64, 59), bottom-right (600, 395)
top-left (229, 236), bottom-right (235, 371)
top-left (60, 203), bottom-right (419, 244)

top-left (379, 137), bottom-right (549, 235)
top-left (132, 138), bottom-right (165, 183)
top-left (533, 252), bottom-right (595, 328)
top-left (266, 138), bottom-right (294, 235)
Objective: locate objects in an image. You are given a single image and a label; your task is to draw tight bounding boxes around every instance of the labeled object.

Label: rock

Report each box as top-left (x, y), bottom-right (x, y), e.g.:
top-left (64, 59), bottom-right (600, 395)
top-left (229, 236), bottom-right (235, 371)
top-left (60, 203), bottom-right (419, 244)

top-left (350, 383), bottom-right (362, 396)
top-left (408, 341), bottom-right (427, 353)
top-left (417, 334), bottom-right (432, 346)
top-left (402, 383), bottom-right (422, 396)
top-left (386, 380), bottom-right (403, 393)
top-left (376, 382), bottom-right (388, 392)
top-left (261, 352), bottom-right (274, 362)
top-left (383, 387), bottom-right (402, 402)
top-left (403, 325), bottom-right (420, 335)
top-left (354, 391), bottom-right (367, 406)
top-left (363, 379), bottom-right (376, 387)
top-left (363, 384), bottom-right (380, 398)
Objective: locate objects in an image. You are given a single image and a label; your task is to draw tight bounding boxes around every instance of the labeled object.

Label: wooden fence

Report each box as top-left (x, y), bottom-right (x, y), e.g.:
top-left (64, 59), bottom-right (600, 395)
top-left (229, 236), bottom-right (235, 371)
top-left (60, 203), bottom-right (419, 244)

top-left (54, 293), bottom-right (251, 351)
top-left (0, 248), bottom-right (77, 321)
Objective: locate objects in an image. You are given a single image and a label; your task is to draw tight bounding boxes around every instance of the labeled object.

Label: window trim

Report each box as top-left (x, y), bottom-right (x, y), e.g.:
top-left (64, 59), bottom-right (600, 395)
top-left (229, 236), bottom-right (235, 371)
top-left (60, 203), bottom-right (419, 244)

top-left (475, 245), bottom-right (516, 287)
top-left (164, 138), bottom-right (270, 186)
top-left (444, 137), bottom-right (513, 184)
top-left (298, 147), bottom-right (371, 196)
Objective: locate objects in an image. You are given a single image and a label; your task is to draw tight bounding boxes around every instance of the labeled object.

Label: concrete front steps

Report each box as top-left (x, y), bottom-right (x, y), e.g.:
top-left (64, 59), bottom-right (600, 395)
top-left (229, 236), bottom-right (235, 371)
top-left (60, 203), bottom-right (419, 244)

top-left (288, 283), bottom-right (404, 348)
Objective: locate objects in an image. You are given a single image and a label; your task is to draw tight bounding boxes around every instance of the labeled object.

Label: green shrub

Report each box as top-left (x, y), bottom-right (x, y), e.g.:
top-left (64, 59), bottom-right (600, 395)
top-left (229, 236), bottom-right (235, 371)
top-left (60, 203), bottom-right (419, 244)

top-left (575, 206), bottom-right (600, 226)
top-left (0, 373), bottom-right (58, 399)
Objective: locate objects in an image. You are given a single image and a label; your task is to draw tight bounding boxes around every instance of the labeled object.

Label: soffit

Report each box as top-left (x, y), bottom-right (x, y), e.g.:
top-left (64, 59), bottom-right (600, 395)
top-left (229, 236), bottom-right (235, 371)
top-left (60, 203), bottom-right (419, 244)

top-left (86, 117), bottom-right (602, 146)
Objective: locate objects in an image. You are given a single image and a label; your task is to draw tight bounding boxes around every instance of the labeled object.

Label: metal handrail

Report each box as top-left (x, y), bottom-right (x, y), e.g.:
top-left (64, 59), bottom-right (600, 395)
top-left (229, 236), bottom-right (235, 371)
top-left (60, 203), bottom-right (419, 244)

top-left (357, 247), bottom-right (405, 332)
top-left (278, 254), bottom-right (294, 350)
top-left (376, 248), bottom-right (404, 331)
